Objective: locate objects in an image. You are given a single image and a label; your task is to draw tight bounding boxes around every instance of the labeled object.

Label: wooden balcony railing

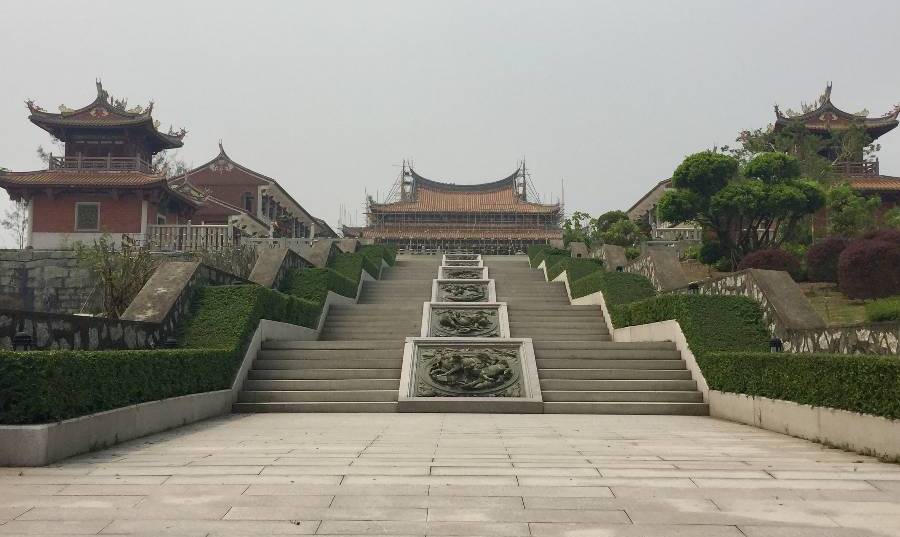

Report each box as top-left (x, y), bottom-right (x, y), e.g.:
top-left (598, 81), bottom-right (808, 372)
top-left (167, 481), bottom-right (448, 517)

top-left (832, 160), bottom-right (879, 177)
top-left (146, 224), bottom-right (237, 251)
top-left (49, 155), bottom-right (153, 173)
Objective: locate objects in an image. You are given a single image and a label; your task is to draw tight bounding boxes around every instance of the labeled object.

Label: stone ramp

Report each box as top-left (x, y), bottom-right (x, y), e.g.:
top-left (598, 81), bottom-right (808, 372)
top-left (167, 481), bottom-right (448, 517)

top-left (484, 255), bottom-right (708, 415)
top-left (233, 256), bottom-right (439, 413)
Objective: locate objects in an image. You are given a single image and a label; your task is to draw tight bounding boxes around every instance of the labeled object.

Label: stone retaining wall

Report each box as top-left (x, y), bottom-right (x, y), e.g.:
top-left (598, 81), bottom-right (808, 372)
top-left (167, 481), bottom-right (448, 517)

top-left (0, 250), bottom-right (98, 314)
top-left (0, 309), bottom-right (162, 351)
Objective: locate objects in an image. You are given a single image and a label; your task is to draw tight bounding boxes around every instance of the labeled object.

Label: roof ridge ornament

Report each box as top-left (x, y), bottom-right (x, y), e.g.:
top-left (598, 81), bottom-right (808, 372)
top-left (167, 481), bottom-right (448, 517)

top-left (95, 79), bottom-right (109, 103)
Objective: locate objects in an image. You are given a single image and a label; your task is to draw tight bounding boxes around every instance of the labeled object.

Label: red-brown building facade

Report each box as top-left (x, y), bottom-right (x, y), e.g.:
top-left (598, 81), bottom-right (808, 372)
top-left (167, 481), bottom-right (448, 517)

top-left (0, 82), bottom-right (197, 249)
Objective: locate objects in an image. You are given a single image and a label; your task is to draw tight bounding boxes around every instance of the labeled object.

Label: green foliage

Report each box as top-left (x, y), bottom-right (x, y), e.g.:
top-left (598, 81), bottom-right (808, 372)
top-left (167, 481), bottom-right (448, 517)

top-left (529, 247), bottom-right (568, 268)
top-left (884, 207), bottom-right (900, 230)
top-left (865, 296), bottom-right (900, 323)
top-left (806, 237), bottom-right (850, 283)
top-left (0, 349), bottom-right (234, 424)
top-left (1, 284), bottom-right (323, 425)
top-left (545, 257), bottom-right (603, 282)
top-left (659, 151), bottom-right (825, 260)
top-left (562, 211), bottom-right (593, 247)
top-left (698, 352), bottom-right (900, 420)
top-left (698, 241), bottom-right (724, 265)
top-left (358, 245), bottom-right (396, 268)
top-left (599, 218), bottom-right (641, 247)
top-left (569, 271), bottom-right (657, 305)
top-left (827, 183), bottom-right (881, 236)
top-left (75, 236), bottom-right (158, 318)
top-left (527, 245), bottom-right (550, 264)
top-left (280, 268), bottom-right (329, 305)
top-left (611, 295), bottom-right (769, 355)
top-left (543, 253), bottom-right (571, 279)
top-left (624, 247), bottom-right (641, 260)
top-left (179, 285), bottom-right (321, 350)
top-left (328, 252), bottom-right (364, 282)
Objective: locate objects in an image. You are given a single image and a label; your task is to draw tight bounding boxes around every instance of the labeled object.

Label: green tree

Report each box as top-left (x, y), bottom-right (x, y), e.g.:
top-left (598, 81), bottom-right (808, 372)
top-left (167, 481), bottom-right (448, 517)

top-left (658, 151), bottom-right (825, 261)
top-left (562, 211), bottom-right (593, 246)
top-left (883, 207), bottom-right (900, 230)
top-left (826, 183), bottom-right (881, 236)
top-left (599, 218), bottom-right (641, 247)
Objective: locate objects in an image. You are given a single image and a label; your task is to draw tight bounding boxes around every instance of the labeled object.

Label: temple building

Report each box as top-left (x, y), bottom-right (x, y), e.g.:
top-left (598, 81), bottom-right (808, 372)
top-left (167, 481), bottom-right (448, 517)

top-left (169, 143), bottom-right (331, 239)
top-left (774, 84), bottom-right (900, 231)
top-left (356, 162), bottom-right (562, 254)
top-left (0, 82), bottom-right (198, 249)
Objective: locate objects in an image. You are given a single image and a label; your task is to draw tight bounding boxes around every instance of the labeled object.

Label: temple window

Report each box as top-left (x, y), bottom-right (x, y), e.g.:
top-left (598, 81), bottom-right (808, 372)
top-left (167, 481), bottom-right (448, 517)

top-left (75, 202), bottom-right (100, 231)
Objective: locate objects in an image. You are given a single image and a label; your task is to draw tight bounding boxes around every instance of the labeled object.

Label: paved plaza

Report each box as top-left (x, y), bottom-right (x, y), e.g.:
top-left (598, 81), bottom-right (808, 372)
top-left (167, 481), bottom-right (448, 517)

top-left (1, 414), bottom-right (899, 536)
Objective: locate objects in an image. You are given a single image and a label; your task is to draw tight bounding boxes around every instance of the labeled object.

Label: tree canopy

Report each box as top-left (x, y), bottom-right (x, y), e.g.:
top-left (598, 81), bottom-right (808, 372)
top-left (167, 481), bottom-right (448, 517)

top-left (657, 151), bottom-right (825, 261)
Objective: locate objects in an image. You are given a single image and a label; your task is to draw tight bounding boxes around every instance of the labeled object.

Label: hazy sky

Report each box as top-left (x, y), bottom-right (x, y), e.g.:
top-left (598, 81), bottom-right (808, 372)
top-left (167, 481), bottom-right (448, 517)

top-left (2, 1), bottom-right (900, 246)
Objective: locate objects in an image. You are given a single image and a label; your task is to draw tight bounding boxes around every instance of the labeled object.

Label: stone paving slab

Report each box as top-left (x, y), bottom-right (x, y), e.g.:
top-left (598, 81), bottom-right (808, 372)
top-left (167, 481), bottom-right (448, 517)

top-left (0, 413), bottom-right (898, 536)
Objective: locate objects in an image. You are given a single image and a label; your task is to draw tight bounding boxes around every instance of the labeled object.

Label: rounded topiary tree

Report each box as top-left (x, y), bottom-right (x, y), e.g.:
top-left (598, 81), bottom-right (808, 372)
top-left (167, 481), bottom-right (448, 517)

top-left (737, 249), bottom-right (802, 280)
top-left (837, 239), bottom-right (900, 299)
top-left (806, 237), bottom-right (850, 283)
top-left (698, 240), bottom-right (725, 265)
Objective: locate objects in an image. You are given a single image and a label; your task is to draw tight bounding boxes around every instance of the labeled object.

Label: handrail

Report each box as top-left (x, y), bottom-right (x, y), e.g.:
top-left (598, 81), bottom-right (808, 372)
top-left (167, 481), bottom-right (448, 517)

top-left (48, 155), bottom-right (153, 173)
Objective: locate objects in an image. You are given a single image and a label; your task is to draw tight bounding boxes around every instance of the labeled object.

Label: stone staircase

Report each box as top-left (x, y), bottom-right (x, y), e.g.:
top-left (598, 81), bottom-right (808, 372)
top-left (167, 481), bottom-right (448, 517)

top-left (485, 255), bottom-right (708, 415)
top-left (233, 257), bottom-right (439, 412)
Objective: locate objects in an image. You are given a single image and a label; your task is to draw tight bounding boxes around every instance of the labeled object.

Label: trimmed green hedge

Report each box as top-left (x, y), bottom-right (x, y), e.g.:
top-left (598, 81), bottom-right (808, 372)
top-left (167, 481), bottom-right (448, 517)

top-left (329, 252), bottom-right (365, 283)
top-left (569, 271), bottom-right (657, 305)
top-left (529, 246), bottom-right (568, 268)
top-left (610, 295), bottom-right (769, 355)
top-left (699, 352), bottom-right (900, 420)
top-left (546, 257), bottom-right (603, 282)
top-left (0, 284), bottom-right (322, 425)
top-left (865, 296), bottom-right (900, 323)
top-left (0, 348), bottom-right (233, 424)
top-left (359, 245), bottom-right (397, 267)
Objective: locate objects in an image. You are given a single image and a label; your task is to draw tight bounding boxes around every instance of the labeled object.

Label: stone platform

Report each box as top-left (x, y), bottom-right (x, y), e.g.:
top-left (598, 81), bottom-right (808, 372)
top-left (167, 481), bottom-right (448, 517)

top-left (1, 413), bottom-right (899, 536)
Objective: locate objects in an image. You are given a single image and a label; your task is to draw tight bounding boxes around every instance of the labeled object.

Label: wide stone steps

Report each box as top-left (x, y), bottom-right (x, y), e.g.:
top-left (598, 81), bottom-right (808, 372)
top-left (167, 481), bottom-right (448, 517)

top-left (254, 358), bottom-right (401, 370)
top-left (233, 401), bottom-right (398, 413)
top-left (542, 390), bottom-right (704, 403)
top-left (543, 402), bottom-right (709, 415)
top-left (539, 368), bottom-right (692, 380)
top-left (248, 368), bottom-right (402, 380)
top-left (536, 359), bottom-right (687, 370)
top-left (238, 389), bottom-right (399, 403)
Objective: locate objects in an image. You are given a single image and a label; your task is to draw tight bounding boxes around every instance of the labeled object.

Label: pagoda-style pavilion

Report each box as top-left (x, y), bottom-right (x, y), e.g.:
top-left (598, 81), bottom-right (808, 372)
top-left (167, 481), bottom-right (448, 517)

top-left (0, 82), bottom-right (197, 249)
top-left (360, 163), bottom-right (562, 254)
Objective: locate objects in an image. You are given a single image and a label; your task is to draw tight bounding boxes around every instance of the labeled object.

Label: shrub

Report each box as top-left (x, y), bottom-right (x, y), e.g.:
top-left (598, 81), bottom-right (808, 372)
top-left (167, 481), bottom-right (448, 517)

top-left (0, 348), bottom-right (234, 424)
top-left (862, 229), bottom-right (900, 245)
top-left (837, 239), bottom-right (900, 299)
top-left (698, 241), bottom-right (724, 265)
top-left (543, 253), bottom-right (570, 279)
top-left (527, 245), bottom-right (550, 266)
top-left (698, 352), bottom-right (900, 420)
top-left (569, 271), bottom-right (657, 305)
top-left (281, 268), bottom-right (329, 306)
top-left (546, 257), bottom-right (603, 281)
top-left (737, 249), bottom-right (802, 280)
top-left (75, 237), bottom-right (158, 318)
top-left (625, 247), bottom-right (641, 260)
top-left (806, 237), bottom-right (850, 283)
top-left (328, 252), bottom-right (364, 283)
top-left (611, 295), bottom-right (769, 355)
top-left (0, 284), bottom-right (322, 425)
top-left (530, 247), bottom-right (568, 268)
top-left (358, 245), bottom-right (396, 268)
top-left (865, 296), bottom-right (900, 323)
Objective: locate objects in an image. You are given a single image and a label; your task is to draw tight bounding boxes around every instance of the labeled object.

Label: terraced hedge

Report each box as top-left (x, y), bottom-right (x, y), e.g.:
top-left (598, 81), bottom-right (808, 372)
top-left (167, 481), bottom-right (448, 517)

top-left (0, 284), bottom-right (318, 425)
top-left (699, 352), bottom-right (900, 420)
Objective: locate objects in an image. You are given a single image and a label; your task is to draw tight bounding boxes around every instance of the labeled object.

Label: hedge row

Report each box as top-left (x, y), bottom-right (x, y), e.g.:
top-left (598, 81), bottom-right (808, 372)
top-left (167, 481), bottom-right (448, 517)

top-left (0, 284), bottom-right (320, 425)
top-left (569, 271), bottom-right (657, 305)
top-left (528, 245), bottom-right (568, 268)
top-left (610, 294), bottom-right (769, 355)
top-left (359, 244), bottom-right (397, 267)
top-left (865, 296), bottom-right (900, 323)
top-left (546, 257), bottom-right (603, 282)
top-left (698, 352), bottom-right (900, 420)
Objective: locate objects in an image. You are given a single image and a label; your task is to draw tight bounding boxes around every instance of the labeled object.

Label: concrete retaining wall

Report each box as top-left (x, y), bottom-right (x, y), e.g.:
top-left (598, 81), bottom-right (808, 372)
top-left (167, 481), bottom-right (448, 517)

top-left (0, 250), bottom-right (97, 313)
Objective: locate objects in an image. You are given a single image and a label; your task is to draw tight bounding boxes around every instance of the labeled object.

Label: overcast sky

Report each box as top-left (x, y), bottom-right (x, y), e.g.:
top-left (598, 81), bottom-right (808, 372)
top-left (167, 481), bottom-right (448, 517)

top-left (2, 0), bottom-right (900, 246)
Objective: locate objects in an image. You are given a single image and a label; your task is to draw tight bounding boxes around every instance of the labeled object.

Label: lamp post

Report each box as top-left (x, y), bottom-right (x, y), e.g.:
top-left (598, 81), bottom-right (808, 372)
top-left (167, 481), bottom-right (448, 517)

top-left (769, 337), bottom-right (783, 353)
top-left (13, 331), bottom-right (33, 351)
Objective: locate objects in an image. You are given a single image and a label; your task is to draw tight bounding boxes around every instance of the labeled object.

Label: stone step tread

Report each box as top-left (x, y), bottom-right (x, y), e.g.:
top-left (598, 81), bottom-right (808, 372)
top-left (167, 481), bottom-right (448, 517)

top-left (237, 390), bottom-right (399, 402)
top-left (539, 369), bottom-right (693, 380)
top-left (539, 379), bottom-right (697, 390)
top-left (542, 390), bottom-right (705, 402)
top-left (248, 369), bottom-right (402, 380)
top-left (533, 350), bottom-right (680, 358)
top-left (536, 361), bottom-right (685, 371)
top-left (532, 342), bottom-right (675, 350)
top-left (254, 359), bottom-right (402, 370)
top-left (543, 402), bottom-right (709, 415)
top-left (233, 402), bottom-right (399, 413)
top-left (258, 350), bottom-right (404, 359)
top-left (244, 379), bottom-right (400, 390)
top-left (263, 341), bottom-right (403, 349)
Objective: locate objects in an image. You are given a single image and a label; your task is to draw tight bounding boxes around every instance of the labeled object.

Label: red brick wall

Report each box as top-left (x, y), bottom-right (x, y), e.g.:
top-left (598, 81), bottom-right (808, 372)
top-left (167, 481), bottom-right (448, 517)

top-left (32, 194), bottom-right (144, 233)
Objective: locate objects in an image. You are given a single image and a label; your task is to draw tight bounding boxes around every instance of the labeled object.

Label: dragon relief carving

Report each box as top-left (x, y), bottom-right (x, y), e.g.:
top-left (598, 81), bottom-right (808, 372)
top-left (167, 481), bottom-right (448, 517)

top-left (416, 346), bottom-right (521, 397)
top-left (445, 268), bottom-right (481, 279)
top-left (431, 308), bottom-right (499, 337)
top-left (438, 283), bottom-right (488, 302)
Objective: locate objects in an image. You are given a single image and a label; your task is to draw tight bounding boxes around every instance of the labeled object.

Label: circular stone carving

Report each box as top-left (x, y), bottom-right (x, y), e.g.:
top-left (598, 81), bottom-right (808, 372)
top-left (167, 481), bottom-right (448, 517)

top-left (438, 283), bottom-right (487, 302)
top-left (418, 347), bottom-right (520, 397)
top-left (445, 268), bottom-right (481, 279)
top-left (432, 309), bottom-right (499, 337)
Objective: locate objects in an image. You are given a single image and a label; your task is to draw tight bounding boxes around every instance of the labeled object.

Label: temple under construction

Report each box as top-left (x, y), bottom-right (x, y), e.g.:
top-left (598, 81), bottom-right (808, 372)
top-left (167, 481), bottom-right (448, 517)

top-left (352, 162), bottom-right (563, 254)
